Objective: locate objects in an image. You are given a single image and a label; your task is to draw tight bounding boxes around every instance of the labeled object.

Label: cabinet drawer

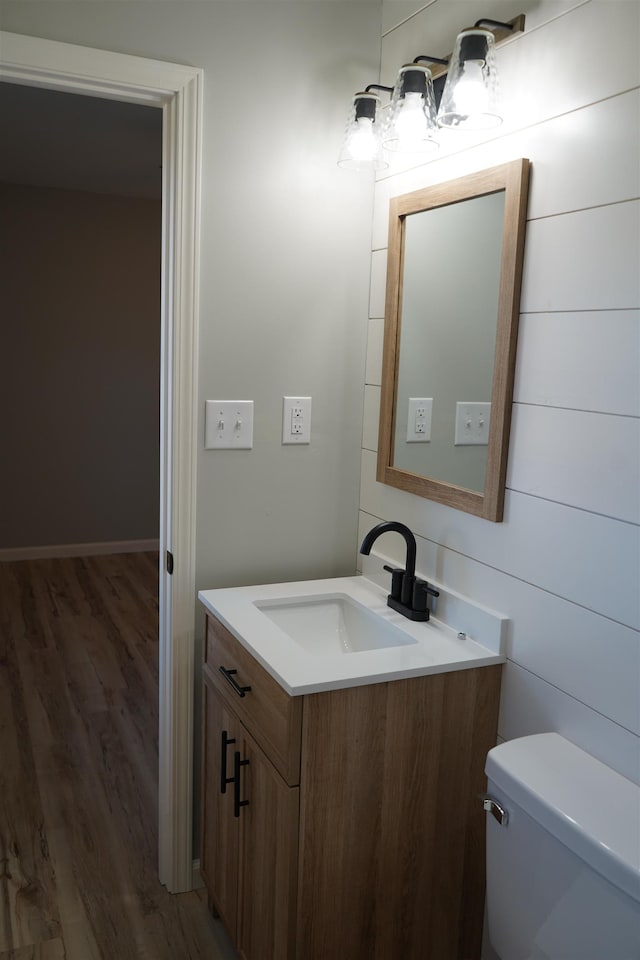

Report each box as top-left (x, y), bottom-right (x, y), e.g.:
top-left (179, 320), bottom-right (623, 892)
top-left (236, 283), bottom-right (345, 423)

top-left (205, 615), bottom-right (302, 785)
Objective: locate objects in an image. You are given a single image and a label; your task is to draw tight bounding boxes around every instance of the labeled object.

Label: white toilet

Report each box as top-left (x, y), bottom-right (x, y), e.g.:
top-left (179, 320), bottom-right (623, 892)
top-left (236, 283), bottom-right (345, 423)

top-left (483, 732), bottom-right (640, 959)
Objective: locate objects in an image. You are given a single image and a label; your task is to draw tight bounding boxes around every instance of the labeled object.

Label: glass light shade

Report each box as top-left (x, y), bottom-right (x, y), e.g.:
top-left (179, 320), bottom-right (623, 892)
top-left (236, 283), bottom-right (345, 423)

top-left (437, 29), bottom-right (502, 130)
top-left (382, 65), bottom-right (438, 154)
top-left (337, 93), bottom-right (388, 172)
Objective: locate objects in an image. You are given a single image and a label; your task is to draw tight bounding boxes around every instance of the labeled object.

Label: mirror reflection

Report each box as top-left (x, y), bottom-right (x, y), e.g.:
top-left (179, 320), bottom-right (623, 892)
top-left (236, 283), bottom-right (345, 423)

top-left (394, 191), bottom-right (505, 493)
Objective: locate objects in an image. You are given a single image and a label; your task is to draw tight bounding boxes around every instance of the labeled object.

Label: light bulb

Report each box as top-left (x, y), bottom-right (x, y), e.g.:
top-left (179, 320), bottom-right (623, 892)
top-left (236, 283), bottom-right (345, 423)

top-left (450, 60), bottom-right (488, 118)
top-left (346, 116), bottom-right (377, 163)
top-left (394, 92), bottom-right (430, 145)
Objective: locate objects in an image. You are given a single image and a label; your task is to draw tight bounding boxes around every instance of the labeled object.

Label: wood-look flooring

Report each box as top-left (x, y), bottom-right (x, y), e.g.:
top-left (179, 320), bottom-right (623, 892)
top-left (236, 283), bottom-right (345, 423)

top-left (0, 552), bottom-right (236, 960)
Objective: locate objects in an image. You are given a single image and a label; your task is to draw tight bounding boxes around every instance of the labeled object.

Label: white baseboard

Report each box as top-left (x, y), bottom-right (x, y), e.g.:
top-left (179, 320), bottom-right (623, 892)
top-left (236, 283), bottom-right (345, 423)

top-left (192, 859), bottom-right (204, 890)
top-left (0, 539), bottom-right (160, 562)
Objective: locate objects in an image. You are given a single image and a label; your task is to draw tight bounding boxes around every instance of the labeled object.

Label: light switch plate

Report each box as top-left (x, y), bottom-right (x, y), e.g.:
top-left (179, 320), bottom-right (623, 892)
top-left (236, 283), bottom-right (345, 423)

top-left (205, 400), bottom-right (254, 449)
top-left (282, 396), bottom-right (311, 444)
top-left (454, 402), bottom-right (491, 445)
top-left (406, 397), bottom-right (433, 442)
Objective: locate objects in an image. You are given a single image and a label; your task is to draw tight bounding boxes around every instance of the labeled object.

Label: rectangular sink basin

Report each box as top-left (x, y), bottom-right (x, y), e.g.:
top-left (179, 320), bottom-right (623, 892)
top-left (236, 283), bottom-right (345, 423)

top-left (255, 593), bottom-right (418, 655)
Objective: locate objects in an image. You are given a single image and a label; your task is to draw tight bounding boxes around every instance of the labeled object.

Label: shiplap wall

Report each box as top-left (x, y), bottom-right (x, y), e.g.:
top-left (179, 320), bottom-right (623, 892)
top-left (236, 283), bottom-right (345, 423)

top-left (359, 0), bottom-right (640, 795)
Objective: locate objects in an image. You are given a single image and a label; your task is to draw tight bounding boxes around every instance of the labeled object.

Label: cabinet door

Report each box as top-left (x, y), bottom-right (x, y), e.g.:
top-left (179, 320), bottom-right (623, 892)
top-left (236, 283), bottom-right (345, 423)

top-left (201, 681), bottom-right (240, 934)
top-left (236, 728), bottom-right (299, 960)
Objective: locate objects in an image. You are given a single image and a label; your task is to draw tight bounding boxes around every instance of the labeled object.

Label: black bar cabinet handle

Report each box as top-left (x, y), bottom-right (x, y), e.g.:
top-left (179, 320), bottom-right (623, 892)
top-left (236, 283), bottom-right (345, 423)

top-left (233, 750), bottom-right (250, 818)
top-left (220, 730), bottom-right (236, 794)
top-left (219, 665), bottom-right (252, 698)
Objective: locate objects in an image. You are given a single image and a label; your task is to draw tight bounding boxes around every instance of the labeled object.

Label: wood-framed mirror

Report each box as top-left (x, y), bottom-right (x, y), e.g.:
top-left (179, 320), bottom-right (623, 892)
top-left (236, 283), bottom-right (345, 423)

top-left (377, 158), bottom-right (530, 522)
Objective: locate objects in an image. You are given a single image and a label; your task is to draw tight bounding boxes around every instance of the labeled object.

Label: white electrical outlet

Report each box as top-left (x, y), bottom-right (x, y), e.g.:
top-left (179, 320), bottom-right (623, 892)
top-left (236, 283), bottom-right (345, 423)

top-left (205, 400), bottom-right (254, 449)
top-left (406, 397), bottom-right (432, 443)
top-left (283, 396), bottom-right (311, 444)
top-left (454, 402), bottom-right (491, 445)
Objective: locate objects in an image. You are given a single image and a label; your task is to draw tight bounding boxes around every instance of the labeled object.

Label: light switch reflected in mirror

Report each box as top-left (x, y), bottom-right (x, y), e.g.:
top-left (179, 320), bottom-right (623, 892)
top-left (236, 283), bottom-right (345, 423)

top-left (377, 159), bottom-right (530, 521)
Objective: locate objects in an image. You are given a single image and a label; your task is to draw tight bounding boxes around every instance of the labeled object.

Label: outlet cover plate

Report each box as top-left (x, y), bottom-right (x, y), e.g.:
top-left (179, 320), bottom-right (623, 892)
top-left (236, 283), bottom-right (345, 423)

top-left (282, 396), bottom-right (311, 444)
top-left (406, 397), bottom-right (433, 443)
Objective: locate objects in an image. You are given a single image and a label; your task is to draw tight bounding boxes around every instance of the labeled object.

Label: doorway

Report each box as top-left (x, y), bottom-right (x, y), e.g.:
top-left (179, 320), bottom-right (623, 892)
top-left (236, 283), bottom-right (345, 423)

top-left (0, 83), bottom-right (163, 556)
top-left (0, 30), bottom-right (202, 893)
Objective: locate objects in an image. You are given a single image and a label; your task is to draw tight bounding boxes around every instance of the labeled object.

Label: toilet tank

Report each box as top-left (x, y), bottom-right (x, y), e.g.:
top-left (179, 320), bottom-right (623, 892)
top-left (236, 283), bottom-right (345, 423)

top-left (484, 733), bottom-right (640, 960)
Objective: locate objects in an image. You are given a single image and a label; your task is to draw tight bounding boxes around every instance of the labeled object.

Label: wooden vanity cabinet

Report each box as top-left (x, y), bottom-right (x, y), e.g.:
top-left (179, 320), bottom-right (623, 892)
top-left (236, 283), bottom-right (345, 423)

top-left (201, 613), bottom-right (502, 960)
top-left (201, 688), bottom-right (240, 933)
top-left (201, 618), bottom-right (301, 960)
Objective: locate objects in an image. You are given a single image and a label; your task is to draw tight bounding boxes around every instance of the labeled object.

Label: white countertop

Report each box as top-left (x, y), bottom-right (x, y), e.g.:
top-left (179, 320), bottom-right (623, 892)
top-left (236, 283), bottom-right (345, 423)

top-left (198, 575), bottom-right (505, 696)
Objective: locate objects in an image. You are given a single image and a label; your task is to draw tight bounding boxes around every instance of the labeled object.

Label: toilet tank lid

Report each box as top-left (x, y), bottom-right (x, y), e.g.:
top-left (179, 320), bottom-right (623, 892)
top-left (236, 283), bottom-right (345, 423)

top-left (485, 733), bottom-right (640, 904)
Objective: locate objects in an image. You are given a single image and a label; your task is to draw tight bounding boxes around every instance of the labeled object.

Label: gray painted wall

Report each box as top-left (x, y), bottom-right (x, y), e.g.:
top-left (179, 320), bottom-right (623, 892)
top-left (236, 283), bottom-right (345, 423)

top-left (0, 182), bottom-right (161, 547)
top-left (0, 0), bottom-right (380, 587)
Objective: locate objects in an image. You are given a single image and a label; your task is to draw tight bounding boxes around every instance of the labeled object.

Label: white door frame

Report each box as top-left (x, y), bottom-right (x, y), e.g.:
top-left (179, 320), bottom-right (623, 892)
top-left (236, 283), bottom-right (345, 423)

top-left (0, 31), bottom-right (202, 893)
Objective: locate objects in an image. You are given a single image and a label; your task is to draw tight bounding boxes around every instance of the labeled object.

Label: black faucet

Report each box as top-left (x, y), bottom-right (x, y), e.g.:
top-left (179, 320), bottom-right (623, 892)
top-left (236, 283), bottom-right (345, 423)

top-left (359, 521), bottom-right (439, 622)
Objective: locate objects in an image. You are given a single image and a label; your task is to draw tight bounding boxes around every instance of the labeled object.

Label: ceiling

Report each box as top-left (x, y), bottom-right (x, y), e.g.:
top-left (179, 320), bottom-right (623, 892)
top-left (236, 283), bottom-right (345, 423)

top-left (0, 81), bottom-right (163, 199)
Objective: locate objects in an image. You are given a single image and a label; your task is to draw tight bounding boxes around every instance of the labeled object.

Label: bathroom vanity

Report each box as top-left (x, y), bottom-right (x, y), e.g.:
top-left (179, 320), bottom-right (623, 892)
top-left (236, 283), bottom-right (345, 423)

top-left (199, 576), bottom-right (504, 960)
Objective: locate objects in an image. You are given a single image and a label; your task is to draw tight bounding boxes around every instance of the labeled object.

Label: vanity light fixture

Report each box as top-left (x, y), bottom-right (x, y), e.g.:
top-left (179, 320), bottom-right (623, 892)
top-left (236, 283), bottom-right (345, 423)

top-left (337, 14), bottom-right (524, 170)
top-left (337, 85), bottom-right (392, 172)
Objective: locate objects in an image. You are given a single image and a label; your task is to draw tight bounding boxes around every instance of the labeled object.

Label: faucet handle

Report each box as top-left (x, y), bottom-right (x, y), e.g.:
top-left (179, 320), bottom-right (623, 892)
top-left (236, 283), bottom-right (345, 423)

top-left (412, 578), bottom-right (440, 618)
top-left (383, 564), bottom-right (404, 601)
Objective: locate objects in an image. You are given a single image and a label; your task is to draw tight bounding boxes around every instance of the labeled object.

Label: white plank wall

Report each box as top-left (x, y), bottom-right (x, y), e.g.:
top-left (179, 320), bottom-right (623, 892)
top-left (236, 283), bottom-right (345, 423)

top-left (507, 405), bottom-right (639, 524)
top-left (359, 0), bottom-right (640, 811)
top-left (515, 310), bottom-right (640, 416)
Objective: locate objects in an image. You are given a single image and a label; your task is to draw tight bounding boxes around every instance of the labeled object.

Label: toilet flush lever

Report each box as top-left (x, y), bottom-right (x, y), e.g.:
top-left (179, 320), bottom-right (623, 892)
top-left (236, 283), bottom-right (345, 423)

top-left (480, 793), bottom-right (509, 826)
